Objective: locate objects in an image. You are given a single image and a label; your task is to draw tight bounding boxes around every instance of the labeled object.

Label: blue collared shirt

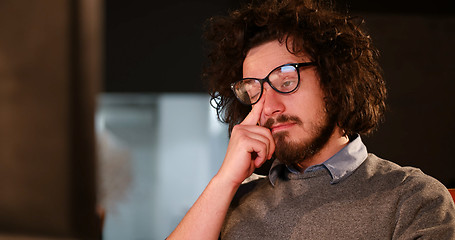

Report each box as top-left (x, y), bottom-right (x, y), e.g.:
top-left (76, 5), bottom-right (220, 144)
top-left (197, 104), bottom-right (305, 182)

top-left (268, 134), bottom-right (368, 186)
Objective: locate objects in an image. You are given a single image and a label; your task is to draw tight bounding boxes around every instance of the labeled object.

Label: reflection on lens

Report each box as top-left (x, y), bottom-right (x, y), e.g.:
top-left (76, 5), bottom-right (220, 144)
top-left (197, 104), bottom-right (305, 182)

top-left (231, 63), bottom-right (311, 105)
top-left (234, 79), bottom-right (261, 105)
top-left (270, 66), bottom-right (298, 92)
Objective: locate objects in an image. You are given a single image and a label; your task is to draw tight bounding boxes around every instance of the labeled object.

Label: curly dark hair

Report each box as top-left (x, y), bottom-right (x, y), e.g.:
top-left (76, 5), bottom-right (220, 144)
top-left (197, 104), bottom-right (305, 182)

top-left (203, 0), bottom-right (387, 136)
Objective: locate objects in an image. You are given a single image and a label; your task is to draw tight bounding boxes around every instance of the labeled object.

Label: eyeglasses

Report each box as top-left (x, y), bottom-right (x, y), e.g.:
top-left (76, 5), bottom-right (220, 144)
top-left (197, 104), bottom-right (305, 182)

top-left (230, 62), bottom-right (315, 105)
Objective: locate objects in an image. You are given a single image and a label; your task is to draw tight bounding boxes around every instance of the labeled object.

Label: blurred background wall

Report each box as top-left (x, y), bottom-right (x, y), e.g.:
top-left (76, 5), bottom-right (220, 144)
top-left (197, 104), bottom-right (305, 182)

top-left (0, 0), bottom-right (454, 239)
top-left (0, 0), bottom-right (101, 239)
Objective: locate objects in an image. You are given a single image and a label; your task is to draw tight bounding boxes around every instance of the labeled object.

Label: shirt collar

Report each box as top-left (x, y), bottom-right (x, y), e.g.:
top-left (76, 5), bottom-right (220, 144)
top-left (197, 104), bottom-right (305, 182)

top-left (268, 134), bottom-right (368, 186)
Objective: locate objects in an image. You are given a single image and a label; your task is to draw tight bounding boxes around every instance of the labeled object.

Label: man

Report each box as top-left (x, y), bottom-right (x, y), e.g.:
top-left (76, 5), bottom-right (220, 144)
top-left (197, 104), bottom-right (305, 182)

top-left (169, 0), bottom-right (455, 239)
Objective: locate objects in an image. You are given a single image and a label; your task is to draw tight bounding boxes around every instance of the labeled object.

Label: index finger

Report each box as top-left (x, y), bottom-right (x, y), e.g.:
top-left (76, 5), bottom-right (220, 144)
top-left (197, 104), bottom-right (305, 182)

top-left (240, 97), bottom-right (264, 126)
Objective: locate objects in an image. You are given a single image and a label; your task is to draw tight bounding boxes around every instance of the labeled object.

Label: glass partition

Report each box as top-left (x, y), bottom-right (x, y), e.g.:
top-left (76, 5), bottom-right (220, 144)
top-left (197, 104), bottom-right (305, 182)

top-left (96, 93), bottom-right (228, 239)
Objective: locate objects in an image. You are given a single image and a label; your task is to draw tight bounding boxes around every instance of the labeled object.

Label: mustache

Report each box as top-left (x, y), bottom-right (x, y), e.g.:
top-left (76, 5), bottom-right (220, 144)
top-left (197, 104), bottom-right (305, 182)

top-left (263, 115), bottom-right (303, 129)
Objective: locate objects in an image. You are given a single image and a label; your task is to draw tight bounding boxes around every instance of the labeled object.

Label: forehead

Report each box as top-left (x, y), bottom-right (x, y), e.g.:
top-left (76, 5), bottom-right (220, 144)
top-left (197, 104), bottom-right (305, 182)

top-left (243, 40), bottom-right (309, 78)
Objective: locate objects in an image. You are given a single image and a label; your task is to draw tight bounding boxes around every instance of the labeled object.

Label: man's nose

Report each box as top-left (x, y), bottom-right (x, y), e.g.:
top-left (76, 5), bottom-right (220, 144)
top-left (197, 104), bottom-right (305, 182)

top-left (261, 83), bottom-right (285, 118)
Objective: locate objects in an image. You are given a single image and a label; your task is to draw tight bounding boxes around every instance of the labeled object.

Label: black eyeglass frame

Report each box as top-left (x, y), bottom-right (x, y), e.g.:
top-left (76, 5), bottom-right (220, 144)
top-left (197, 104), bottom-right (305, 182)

top-left (230, 62), bottom-right (315, 105)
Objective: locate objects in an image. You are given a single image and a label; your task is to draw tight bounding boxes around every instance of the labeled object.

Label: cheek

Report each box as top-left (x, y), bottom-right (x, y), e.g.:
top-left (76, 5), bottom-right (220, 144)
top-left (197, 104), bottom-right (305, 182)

top-left (290, 96), bottom-right (326, 125)
top-left (288, 94), bottom-right (320, 116)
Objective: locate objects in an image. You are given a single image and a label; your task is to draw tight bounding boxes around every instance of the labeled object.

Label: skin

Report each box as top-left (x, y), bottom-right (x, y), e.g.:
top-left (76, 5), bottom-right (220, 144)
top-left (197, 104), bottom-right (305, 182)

top-left (168, 40), bottom-right (349, 239)
top-left (244, 40), bottom-right (349, 170)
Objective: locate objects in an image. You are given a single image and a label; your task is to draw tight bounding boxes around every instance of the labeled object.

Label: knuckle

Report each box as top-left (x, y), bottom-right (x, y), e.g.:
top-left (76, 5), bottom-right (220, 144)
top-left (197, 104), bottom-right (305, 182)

top-left (231, 125), bottom-right (242, 135)
top-left (232, 124), bottom-right (245, 131)
top-left (237, 134), bottom-right (248, 142)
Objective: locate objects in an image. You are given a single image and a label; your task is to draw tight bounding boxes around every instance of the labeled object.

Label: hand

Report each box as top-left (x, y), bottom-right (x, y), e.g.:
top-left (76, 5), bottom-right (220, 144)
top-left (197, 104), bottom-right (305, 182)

top-left (216, 98), bottom-right (275, 187)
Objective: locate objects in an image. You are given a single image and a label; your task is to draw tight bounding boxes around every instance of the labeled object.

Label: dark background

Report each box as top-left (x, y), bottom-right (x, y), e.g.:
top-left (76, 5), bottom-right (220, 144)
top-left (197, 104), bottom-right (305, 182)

top-left (105, 0), bottom-right (455, 187)
top-left (0, 0), bottom-right (101, 238)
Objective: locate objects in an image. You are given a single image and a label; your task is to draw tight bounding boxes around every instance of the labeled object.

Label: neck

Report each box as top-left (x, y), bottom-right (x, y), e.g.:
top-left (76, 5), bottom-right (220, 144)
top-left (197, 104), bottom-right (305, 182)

top-left (294, 128), bottom-right (349, 172)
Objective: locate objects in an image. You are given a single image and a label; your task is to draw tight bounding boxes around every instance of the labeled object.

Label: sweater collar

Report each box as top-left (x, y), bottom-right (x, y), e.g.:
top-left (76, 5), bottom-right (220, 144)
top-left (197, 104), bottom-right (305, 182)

top-left (268, 134), bottom-right (368, 186)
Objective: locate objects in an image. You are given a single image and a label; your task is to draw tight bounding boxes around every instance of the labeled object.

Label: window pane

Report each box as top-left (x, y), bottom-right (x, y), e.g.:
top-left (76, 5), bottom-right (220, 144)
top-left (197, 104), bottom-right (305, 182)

top-left (96, 93), bottom-right (228, 240)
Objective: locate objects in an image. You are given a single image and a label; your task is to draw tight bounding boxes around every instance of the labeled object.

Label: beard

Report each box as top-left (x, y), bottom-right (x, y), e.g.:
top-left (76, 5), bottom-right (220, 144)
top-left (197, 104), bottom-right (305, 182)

top-left (263, 113), bottom-right (336, 167)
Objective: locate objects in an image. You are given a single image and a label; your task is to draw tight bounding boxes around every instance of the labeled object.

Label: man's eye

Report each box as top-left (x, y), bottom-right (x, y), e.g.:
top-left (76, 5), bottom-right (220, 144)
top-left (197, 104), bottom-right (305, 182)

top-left (281, 79), bottom-right (297, 88)
top-left (282, 81), bottom-right (292, 87)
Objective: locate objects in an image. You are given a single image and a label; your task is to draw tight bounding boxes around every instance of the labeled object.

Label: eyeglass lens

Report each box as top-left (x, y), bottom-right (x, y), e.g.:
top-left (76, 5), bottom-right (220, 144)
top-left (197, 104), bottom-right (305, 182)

top-left (233, 65), bottom-right (299, 105)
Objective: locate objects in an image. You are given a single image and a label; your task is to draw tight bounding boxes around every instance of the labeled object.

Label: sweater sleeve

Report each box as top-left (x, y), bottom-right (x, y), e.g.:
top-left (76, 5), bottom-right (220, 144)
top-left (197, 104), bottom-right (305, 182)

top-left (392, 172), bottom-right (455, 240)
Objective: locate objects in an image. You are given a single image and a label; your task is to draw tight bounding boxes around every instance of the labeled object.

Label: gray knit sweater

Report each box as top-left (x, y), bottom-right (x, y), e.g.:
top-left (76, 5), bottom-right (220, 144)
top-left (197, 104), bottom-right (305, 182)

top-left (221, 154), bottom-right (455, 239)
